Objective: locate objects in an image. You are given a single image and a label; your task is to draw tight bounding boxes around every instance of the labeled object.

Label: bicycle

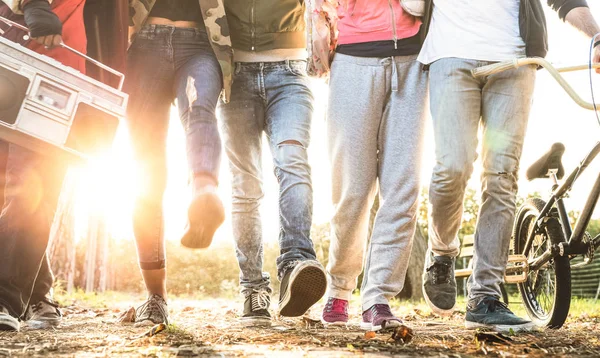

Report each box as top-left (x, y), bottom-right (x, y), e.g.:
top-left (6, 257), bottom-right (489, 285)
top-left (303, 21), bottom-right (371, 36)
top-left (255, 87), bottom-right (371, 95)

top-left (460, 56), bottom-right (600, 329)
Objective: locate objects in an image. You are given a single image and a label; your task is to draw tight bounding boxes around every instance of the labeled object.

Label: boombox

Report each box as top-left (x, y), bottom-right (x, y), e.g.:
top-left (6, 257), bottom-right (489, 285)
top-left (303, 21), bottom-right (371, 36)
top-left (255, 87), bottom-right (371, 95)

top-left (0, 17), bottom-right (127, 162)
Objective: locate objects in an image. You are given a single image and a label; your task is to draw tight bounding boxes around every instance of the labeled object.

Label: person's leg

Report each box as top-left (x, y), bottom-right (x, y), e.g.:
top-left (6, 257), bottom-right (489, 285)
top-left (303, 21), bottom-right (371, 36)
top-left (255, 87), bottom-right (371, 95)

top-left (360, 55), bottom-right (427, 330)
top-left (26, 254), bottom-right (61, 329)
top-left (219, 63), bottom-right (270, 325)
top-left (464, 64), bottom-right (536, 333)
top-left (28, 153), bottom-right (67, 312)
top-left (468, 65), bottom-right (536, 302)
top-left (29, 254), bottom-right (53, 304)
top-left (323, 54), bottom-right (385, 324)
top-left (0, 144), bottom-right (66, 330)
top-left (172, 27), bottom-right (225, 250)
top-left (262, 60), bottom-right (325, 317)
top-left (423, 58), bottom-right (482, 316)
top-left (124, 26), bottom-right (174, 325)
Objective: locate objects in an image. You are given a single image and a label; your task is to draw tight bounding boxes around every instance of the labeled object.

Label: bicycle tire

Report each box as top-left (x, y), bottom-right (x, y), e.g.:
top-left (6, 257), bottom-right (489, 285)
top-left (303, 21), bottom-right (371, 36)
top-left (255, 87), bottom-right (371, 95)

top-left (512, 198), bottom-right (571, 328)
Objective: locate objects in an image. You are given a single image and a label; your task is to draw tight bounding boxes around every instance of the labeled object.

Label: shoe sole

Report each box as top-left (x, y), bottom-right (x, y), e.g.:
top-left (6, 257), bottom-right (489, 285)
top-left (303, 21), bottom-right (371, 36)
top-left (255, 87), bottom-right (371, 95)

top-left (279, 261), bottom-right (327, 317)
top-left (181, 191), bottom-right (225, 249)
top-left (0, 315), bottom-right (19, 332)
top-left (321, 319), bottom-right (348, 328)
top-left (240, 317), bottom-right (272, 327)
top-left (465, 320), bottom-right (537, 333)
top-left (360, 319), bottom-right (402, 332)
top-left (26, 318), bottom-right (61, 330)
top-left (422, 284), bottom-right (456, 317)
top-left (134, 319), bottom-right (165, 327)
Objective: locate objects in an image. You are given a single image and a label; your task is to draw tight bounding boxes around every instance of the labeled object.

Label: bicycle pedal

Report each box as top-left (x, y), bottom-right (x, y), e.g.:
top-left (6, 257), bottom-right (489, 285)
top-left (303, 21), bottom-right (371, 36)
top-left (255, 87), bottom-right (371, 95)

top-left (503, 255), bottom-right (529, 284)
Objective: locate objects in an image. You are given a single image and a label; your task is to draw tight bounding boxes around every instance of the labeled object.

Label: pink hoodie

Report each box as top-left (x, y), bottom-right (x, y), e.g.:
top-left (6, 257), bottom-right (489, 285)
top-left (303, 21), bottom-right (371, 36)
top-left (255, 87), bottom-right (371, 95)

top-left (337, 0), bottom-right (421, 46)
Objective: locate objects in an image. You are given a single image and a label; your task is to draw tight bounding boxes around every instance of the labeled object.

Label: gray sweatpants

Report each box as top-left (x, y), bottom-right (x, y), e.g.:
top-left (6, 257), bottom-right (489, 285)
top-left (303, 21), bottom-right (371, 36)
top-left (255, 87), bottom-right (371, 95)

top-left (326, 53), bottom-right (428, 311)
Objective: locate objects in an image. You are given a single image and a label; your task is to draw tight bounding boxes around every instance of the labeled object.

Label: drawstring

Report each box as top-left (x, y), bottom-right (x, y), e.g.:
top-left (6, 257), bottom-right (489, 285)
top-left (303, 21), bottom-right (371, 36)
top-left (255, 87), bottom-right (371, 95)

top-left (391, 56), bottom-right (398, 92)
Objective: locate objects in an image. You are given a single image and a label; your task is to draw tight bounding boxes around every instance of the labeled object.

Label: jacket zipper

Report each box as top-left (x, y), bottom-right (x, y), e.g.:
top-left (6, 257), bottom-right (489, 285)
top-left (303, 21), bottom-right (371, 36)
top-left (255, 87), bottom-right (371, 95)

top-left (251, 0), bottom-right (256, 51)
top-left (388, 0), bottom-right (398, 49)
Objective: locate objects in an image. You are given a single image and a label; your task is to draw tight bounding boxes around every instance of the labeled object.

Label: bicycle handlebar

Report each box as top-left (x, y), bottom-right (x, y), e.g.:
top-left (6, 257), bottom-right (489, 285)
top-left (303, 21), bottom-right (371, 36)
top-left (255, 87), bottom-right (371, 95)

top-left (472, 58), bottom-right (600, 111)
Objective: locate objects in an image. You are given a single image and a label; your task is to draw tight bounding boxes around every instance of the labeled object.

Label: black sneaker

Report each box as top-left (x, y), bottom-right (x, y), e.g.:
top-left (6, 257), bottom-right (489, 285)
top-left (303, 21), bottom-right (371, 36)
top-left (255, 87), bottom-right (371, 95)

top-left (465, 296), bottom-right (535, 333)
top-left (135, 294), bottom-right (169, 327)
top-left (26, 299), bottom-right (62, 329)
top-left (278, 260), bottom-right (327, 317)
top-left (0, 305), bottom-right (19, 332)
top-left (422, 251), bottom-right (456, 316)
top-left (241, 289), bottom-right (272, 327)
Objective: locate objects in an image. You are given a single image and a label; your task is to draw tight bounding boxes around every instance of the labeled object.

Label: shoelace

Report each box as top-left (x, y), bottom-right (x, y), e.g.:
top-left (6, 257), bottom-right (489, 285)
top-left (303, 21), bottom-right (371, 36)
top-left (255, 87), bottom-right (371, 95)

top-left (479, 297), bottom-right (511, 314)
top-left (371, 304), bottom-right (393, 320)
top-left (325, 298), bottom-right (347, 314)
top-left (138, 294), bottom-right (168, 324)
top-left (251, 290), bottom-right (270, 311)
top-left (31, 299), bottom-right (59, 314)
top-left (427, 260), bottom-right (451, 285)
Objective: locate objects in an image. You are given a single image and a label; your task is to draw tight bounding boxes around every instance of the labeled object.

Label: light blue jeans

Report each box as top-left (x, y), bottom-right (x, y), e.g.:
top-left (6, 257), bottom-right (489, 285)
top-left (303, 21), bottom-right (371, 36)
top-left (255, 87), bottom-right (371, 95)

top-left (219, 60), bottom-right (317, 295)
top-left (427, 58), bottom-right (536, 302)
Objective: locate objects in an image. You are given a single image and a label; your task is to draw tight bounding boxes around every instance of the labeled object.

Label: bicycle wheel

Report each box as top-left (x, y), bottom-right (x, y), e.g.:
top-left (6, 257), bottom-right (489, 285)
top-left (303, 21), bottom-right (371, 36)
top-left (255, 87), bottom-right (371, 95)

top-left (512, 198), bottom-right (571, 328)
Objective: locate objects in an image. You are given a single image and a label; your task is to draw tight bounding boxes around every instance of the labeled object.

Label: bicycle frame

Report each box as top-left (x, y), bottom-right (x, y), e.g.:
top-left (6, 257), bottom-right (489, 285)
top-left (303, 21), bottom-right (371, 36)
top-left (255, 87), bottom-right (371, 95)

top-left (527, 142), bottom-right (600, 272)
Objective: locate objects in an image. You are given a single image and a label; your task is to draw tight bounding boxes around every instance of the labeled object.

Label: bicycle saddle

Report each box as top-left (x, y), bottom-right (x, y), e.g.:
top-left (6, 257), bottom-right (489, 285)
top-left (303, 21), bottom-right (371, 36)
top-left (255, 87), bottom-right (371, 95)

top-left (526, 142), bottom-right (565, 181)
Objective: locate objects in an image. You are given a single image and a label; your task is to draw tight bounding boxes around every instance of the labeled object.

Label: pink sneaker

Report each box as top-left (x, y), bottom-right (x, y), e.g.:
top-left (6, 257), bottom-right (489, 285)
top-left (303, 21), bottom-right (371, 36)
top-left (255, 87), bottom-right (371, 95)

top-left (321, 297), bottom-right (349, 326)
top-left (360, 304), bottom-right (403, 331)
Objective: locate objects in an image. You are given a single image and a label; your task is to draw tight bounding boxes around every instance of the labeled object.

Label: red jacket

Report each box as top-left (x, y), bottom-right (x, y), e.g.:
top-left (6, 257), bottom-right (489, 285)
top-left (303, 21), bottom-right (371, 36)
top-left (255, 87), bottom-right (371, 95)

top-left (0, 0), bottom-right (87, 73)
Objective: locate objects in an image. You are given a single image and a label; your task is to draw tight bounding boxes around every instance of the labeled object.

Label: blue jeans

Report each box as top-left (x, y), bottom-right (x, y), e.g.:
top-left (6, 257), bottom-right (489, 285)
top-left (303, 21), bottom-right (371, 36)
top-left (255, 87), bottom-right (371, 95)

top-left (427, 58), bottom-right (536, 302)
top-left (220, 61), bottom-right (317, 295)
top-left (0, 144), bottom-right (65, 317)
top-left (124, 25), bottom-right (223, 270)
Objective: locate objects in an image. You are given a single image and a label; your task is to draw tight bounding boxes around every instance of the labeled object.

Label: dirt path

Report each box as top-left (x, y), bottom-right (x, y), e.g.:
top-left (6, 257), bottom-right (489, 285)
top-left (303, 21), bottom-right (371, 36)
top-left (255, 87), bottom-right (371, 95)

top-left (1, 298), bottom-right (599, 357)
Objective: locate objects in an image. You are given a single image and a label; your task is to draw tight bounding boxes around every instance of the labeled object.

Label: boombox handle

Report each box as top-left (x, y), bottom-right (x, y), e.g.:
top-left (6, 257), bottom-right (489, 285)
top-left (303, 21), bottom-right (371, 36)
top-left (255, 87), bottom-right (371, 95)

top-left (0, 15), bottom-right (125, 91)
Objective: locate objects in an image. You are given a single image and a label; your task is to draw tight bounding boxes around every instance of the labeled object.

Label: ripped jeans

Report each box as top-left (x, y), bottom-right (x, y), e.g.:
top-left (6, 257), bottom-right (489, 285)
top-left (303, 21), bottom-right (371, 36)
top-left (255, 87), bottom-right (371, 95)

top-left (427, 58), bottom-right (536, 302)
top-left (219, 61), bottom-right (317, 295)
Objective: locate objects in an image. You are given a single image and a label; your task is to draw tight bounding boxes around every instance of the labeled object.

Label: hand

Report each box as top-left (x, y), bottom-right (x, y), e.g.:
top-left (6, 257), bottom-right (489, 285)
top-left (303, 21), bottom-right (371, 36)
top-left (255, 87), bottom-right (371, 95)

top-left (32, 34), bottom-right (62, 48)
top-left (23, 0), bottom-right (63, 49)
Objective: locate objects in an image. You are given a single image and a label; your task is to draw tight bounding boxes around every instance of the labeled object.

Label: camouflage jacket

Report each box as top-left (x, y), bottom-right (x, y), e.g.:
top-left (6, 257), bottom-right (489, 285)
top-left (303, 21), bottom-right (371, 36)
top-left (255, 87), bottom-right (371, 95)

top-left (129, 0), bottom-right (233, 102)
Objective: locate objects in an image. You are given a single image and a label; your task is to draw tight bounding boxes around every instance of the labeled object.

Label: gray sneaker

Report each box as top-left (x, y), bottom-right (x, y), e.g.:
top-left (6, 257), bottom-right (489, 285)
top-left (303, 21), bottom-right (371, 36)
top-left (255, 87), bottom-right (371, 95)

top-left (240, 289), bottom-right (272, 327)
top-left (0, 305), bottom-right (19, 332)
top-left (465, 296), bottom-right (535, 333)
top-left (135, 294), bottom-right (169, 327)
top-left (422, 251), bottom-right (456, 316)
top-left (26, 299), bottom-right (62, 329)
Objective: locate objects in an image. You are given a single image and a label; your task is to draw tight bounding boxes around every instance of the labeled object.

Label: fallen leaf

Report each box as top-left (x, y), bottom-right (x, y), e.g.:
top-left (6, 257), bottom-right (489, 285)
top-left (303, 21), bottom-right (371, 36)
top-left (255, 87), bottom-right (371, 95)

top-left (137, 323), bottom-right (167, 338)
top-left (302, 316), bottom-right (324, 329)
top-left (117, 307), bottom-right (136, 324)
top-left (391, 325), bottom-right (414, 344)
top-left (364, 331), bottom-right (376, 340)
top-left (474, 331), bottom-right (513, 345)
